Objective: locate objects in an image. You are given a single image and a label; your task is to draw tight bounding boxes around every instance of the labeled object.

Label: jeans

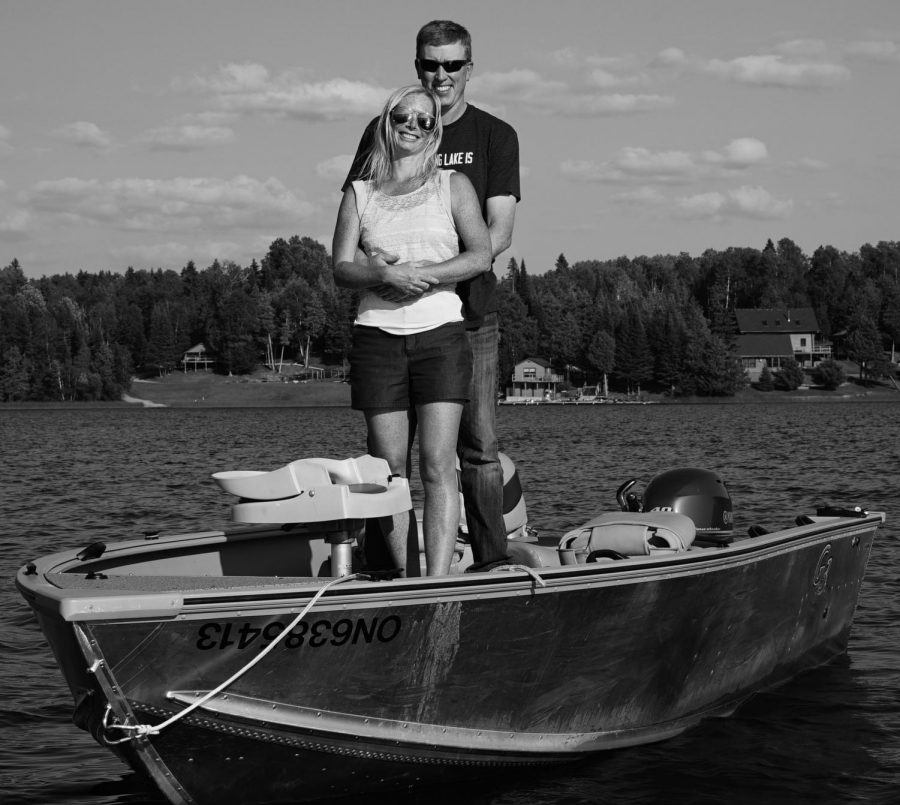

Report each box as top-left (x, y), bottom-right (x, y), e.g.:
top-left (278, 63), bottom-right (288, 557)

top-left (458, 313), bottom-right (508, 564)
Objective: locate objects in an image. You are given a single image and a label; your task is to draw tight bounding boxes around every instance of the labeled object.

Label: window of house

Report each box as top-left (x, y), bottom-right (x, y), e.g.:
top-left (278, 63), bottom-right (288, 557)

top-left (800, 338), bottom-right (807, 348)
top-left (523, 368), bottom-right (536, 379)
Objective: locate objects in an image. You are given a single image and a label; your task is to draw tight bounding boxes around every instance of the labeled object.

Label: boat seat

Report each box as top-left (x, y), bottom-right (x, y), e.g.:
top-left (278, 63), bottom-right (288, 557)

top-left (558, 511), bottom-right (696, 563)
top-left (211, 455), bottom-right (412, 525)
top-left (213, 455), bottom-right (393, 500)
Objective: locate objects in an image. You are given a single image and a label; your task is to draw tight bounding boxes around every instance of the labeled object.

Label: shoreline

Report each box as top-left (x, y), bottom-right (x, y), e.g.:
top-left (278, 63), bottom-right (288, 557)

top-left (1, 371), bottom-right (897, 410)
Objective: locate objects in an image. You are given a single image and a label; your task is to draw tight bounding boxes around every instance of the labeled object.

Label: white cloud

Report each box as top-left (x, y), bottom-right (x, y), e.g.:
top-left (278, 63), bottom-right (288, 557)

top-left (675, 185), bottom-right (793, 220)
top-left (652, 48), bottom-right (688, 67)
top-left (560, 138), bottom-right (769, 184)
top-left (775, 39), bottom-right (829, 58)
top-left (703, 54), bottom-right (850, 88)
top-left (142, 124), bottom-right (236, 150)
top-left (844, 40), bottom-right (900, 62)
top-left (610, 186), bottom-right (667, 206)
top-left (785, 157), bottom-right (828, 172)
top-left (316, 155), bottom-right (353, 181)
top-left (54, 121), bottom-right (114, 150)
top-left (28, 175), bottom-right (316, 232)
top-left (473, 66), bottom-right (670, 116)
top-left (0, 209), bottom-right (32, 238)
top-left (587, 68), bottom-right (645, 89)
top-left (618, 147), bottom-right (697, 177)
top-left (471, 69), bottom-right (566, 99)
top-left (182, 62), bottom-right (389, 121)
top-left (702, 138), bottom-right (769, 168)
top-left (0, 123), bottom-right (11, 157)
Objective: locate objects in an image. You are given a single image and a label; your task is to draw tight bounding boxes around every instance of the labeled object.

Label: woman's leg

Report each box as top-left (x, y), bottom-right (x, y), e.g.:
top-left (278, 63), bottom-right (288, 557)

top-left (364, 408), bottom-right (419, 576)
top-left (416, 401), bottom-right (464, 575)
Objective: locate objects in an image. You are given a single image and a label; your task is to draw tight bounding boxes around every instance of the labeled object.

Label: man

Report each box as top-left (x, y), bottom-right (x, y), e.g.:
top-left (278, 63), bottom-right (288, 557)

top-left (344, 19), bottom-right (520, 571)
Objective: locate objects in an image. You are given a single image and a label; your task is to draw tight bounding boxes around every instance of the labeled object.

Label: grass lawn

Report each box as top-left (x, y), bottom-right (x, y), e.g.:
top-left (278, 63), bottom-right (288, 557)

top-left (127, 370), bottom-right (351, 407)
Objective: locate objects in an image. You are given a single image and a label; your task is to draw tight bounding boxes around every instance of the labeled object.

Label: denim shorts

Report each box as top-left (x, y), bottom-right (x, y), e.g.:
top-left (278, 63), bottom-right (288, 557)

top-left (350, 322), bottom-right (472, 410)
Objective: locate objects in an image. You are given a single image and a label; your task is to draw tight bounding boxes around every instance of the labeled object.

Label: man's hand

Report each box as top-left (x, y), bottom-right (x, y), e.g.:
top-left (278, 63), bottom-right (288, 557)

top-left (368, 251), bottom-right (439, 301)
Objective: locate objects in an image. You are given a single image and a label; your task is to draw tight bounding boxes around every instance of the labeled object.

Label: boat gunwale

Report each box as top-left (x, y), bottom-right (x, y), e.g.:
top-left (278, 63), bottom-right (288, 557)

top-left (17, 512), bottom-right (883, 619)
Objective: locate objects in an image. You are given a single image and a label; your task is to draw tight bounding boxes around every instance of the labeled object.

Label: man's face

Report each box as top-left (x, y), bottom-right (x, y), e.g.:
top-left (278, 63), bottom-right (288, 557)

top-left (416, 41), bottom-right (472, 124)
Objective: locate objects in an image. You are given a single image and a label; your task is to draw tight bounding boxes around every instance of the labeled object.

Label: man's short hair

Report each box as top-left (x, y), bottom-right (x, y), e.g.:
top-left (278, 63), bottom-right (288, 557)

top-left (416, 20), bottom-right (472, 61)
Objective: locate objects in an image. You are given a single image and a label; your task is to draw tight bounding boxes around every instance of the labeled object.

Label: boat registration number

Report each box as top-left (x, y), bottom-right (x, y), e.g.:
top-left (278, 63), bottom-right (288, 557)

top-left (195, 616), bottom-right (402, 651)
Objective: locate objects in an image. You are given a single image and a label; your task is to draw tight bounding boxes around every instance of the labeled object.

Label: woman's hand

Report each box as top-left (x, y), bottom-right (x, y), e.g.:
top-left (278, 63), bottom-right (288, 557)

top-left (369, 252), bottom-right (439, 300)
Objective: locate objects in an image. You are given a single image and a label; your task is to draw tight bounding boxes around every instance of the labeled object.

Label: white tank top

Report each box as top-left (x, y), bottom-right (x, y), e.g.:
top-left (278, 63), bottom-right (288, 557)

top-left (352, 170), bottom-right (462, 335)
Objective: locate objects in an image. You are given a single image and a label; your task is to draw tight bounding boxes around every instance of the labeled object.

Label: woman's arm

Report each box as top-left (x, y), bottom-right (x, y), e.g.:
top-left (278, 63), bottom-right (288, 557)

top-left (331, 188), bottom-right (438, 294)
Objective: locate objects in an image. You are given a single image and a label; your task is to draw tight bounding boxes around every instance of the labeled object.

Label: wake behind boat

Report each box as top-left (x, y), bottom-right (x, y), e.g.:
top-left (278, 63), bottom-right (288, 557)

top-left (16, 454), bottom-right (883, 804)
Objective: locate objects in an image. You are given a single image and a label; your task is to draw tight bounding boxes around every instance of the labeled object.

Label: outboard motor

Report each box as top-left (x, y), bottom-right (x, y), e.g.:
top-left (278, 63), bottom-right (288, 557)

top-left (499, 452), bottom-right (528, 537)
top-left (458, 452), bottom-right (529, 539)
top-left (641, 467), bottom-right (733, 539)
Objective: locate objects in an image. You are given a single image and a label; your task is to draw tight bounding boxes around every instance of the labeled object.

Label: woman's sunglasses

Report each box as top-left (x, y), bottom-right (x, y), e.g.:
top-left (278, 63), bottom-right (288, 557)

top-left (389, 111), bottom-right (437, 132)
top-left (417, 58), bottom-right (470, 73)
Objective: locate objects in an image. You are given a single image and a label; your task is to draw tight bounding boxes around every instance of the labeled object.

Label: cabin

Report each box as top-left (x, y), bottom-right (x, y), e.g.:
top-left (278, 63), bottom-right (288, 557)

top-left (506, 357), bottom-right (562, 401)
top-left (734, 308), bottom-right (831, 381)
top-left (181, 343), bottom-right (214, 372)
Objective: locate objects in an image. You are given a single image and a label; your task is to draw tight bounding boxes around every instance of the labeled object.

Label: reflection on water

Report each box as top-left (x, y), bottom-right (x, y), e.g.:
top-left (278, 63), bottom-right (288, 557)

top-left (1, 402), bottom-right (898, 804)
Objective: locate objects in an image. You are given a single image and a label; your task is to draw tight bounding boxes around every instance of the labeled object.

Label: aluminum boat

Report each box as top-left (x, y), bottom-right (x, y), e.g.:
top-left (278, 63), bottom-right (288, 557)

top-left (16, 454), bottom-right (884, 804)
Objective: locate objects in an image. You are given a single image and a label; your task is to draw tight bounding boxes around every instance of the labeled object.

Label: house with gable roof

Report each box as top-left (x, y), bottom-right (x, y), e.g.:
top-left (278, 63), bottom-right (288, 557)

top-left (505, 357), bottom-right (563, 401)
top-left (181, 343), bottom-right (215, 372)
top-left (734, 308), bottom-right (832, 381)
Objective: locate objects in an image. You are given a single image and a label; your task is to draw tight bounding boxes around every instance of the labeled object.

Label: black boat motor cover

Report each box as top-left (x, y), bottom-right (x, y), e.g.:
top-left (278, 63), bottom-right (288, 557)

top-left (642, 467), bottom-right (734, 536)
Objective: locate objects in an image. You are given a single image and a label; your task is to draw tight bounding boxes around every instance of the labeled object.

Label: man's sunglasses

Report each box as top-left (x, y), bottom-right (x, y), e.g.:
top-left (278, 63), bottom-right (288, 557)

top-left (416, 58), bottom-right (470, 73)
top-left (389, 111), bottom-right (437, 132)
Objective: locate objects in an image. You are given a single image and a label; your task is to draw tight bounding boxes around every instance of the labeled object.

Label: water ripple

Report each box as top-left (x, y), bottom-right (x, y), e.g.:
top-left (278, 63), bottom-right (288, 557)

top-left (2, 403), bottom-right (898, 804)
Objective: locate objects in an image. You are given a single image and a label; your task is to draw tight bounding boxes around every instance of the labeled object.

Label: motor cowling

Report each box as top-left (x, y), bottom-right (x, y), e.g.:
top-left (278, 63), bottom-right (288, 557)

top-left (499, 451), bottom-right (527, 537)
top-left (458, 452), bottom-right (528, 538)
top-left (641, 467), bottom-right (733, 536)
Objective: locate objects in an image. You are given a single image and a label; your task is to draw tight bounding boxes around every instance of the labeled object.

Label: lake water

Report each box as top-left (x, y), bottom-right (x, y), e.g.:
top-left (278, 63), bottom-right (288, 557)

top-left (2, 402), bottom-right (899, 804)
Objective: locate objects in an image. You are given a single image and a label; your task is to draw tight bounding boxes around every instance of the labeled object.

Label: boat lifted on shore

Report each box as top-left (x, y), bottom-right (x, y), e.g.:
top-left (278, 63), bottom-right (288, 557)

top-left (16, 454), bottom-right (884, 804)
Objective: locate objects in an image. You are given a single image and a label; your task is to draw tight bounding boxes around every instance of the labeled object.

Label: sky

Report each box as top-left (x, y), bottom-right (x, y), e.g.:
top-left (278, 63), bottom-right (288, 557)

top-left (1, 0), bottom-right (899, 280)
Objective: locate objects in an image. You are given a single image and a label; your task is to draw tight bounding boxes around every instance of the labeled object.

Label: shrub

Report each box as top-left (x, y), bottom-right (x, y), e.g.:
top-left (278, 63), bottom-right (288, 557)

top-left (812, 359), bottom-right (846, 390)
top-left (776, 358), bottom-right (806, 391)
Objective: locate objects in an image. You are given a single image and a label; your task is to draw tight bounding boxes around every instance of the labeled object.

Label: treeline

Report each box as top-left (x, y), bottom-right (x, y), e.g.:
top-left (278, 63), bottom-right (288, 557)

top-left (498, 239), bottom-right (899, 395)
top-left (1, 236), bottom-right (898, 402)
top-left (0, 237), bottom-right (354, 402)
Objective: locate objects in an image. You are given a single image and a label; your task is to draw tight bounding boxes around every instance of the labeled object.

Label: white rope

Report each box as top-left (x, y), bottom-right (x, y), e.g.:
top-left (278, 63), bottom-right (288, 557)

top-left (106, 573), bottom-right (361, 741)
top-left (489, 563), bottom-right (547, 587)
top-left (104, 565), bottom-right (545, 743)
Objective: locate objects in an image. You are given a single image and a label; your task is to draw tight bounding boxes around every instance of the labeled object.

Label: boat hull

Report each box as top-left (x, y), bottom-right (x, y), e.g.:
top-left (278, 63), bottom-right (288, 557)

top-left (17, 512), bottom-right (881, 804)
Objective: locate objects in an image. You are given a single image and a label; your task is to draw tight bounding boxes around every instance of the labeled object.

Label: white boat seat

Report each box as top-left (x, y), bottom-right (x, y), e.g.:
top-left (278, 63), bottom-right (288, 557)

top-left (213, 455), bottom-right (393, 500)
top-left (211, 455), bottom-right (411, 525)
top-left (558, 512), bottom-right (696, 563)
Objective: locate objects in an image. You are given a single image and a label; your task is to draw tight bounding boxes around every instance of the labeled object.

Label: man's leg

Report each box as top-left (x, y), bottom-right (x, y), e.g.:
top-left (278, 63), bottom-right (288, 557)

top-left (458, 313), bottom-right (508, 565)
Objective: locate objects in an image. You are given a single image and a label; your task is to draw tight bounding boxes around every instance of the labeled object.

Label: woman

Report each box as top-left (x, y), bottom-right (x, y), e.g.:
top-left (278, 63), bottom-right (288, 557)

top-left (332, 85), bottom-right (491, 576)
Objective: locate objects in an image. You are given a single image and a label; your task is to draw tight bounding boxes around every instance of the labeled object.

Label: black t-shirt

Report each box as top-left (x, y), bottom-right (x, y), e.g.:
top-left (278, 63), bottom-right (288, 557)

top-left (343, 104), bottom-right (520, 327)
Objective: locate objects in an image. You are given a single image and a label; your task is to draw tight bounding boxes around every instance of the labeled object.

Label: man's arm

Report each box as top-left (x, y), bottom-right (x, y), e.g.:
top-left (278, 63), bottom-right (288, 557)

top-left (331, 188), bottom-right (439, 295)
top-left (485, 194), bottom-right (517, 259)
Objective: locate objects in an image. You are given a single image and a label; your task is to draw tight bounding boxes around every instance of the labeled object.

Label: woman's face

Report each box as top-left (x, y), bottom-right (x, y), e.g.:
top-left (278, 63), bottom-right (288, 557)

top-left (389, 94), bottom-right (436, 157)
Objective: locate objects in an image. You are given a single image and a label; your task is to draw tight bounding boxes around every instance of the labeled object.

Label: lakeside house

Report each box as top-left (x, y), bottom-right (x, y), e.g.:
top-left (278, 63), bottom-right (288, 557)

top-left (505, 357), bottom-right (563, 401)
top-left (735, 308), bottom-right (832, 382)
top-left (181, 343), bottom-right (214, 372)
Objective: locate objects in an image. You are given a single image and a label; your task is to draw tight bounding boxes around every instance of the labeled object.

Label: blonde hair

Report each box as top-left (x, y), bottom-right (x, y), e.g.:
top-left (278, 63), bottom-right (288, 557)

top-left (361, 85), bottom-right (443, 186)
